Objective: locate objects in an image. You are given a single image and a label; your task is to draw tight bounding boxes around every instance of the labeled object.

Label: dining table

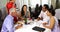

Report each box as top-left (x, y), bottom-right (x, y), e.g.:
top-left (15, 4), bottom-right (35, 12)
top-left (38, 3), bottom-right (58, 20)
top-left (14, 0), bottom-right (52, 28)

top-left (14, 19), bottom-right (51, 32)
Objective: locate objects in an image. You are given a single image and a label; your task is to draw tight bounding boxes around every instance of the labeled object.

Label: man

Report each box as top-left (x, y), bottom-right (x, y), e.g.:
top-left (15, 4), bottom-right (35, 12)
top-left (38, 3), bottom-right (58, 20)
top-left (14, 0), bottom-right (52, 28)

top-left (1, 8), bottom-right (17, 32)
top-left (37, 4), bottom-right (50, 22)
top-left (6, 0), bottom-right (18, 23)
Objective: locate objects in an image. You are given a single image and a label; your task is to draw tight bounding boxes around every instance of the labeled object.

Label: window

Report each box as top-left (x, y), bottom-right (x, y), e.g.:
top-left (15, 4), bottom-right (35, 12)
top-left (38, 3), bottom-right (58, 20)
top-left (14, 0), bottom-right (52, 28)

top-left (15, 0), bottom-right (51, 9)
top-left (30, 0), bottom-right (40, 8)
top-left (23, 0), bottom-right (28, 6)
top-left (42, 0), bottom-right (48, 6)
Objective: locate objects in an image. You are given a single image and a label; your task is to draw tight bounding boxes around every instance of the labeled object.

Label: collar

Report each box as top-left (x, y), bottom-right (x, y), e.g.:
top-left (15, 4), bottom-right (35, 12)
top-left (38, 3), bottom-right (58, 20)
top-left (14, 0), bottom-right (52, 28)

top-left (8, 15), bottom-right (14, 19)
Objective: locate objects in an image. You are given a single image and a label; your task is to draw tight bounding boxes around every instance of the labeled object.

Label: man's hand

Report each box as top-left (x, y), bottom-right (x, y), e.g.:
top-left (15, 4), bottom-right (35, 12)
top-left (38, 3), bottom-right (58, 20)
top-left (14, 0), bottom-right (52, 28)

top-left (15, 24), bottom-right (23, 30)
top-left (40, 17), bottom-right (43, 20)
top-left (37, 17), bottom-right (43, 21)
top-left (37, 17), bottom-right (40, 21)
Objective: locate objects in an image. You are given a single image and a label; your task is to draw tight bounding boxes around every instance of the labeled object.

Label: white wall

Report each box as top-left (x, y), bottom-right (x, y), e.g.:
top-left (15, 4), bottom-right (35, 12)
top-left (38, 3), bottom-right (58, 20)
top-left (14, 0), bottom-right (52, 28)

top-left (0, 0), bottom-right (8, 9)
top-left (51, 0), bottom-right (56, 9)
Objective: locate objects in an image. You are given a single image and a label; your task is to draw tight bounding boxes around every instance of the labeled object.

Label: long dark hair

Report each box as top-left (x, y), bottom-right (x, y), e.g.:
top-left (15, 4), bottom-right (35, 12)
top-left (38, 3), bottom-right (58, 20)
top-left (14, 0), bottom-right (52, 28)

top-left (21, 5), bottom-right (27, 16)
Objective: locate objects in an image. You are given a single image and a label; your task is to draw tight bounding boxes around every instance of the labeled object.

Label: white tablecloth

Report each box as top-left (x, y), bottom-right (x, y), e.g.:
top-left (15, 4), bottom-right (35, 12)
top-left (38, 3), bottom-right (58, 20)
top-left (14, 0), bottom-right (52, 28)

top-left (15, 20), bottom-right (51, 32)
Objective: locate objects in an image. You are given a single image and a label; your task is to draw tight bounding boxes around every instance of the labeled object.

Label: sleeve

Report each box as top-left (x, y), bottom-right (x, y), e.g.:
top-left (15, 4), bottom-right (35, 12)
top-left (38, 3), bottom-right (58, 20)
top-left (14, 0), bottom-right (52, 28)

top-left (6, 19), bottom-right (14, 32)
top-left (38, 11), bottom-right (42, 18)
top-left (43, 15), bottom-right (50, 22)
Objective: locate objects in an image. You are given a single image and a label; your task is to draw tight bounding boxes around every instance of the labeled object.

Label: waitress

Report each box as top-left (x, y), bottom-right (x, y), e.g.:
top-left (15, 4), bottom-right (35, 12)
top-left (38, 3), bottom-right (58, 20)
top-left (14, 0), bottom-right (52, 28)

top-left (6, 0), bottom-right (17, 23)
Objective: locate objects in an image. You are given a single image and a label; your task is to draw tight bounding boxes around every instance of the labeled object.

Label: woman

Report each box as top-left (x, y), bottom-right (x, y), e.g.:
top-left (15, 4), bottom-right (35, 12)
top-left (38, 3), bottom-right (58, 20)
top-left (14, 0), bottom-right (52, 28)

top-left (21, 5), bottom-right (30, 19)
top-left (6, 0), bottom-right (18, 23)
top-left (43, 9), bottom-right (59, 32)
top-left (6, 0), bottom-right (16, 14)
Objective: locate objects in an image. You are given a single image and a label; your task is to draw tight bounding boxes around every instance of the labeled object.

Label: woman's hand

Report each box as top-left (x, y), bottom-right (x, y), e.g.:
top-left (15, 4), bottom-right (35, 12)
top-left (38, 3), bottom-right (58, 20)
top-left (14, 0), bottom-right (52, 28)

top-left (43, 22), bottom-right (48, 26)
top-left (15, 22), bottom-right (23, 30)
top-left (15, 24), bottom-right (23, 30)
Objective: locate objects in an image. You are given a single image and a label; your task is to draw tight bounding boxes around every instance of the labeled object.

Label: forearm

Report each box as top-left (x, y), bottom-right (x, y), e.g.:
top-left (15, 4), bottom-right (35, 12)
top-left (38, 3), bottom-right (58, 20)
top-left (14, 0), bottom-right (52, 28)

top-left (37, 17), bottom-right (41, 20)
top-left (44, 25), bottom-right (52, 29)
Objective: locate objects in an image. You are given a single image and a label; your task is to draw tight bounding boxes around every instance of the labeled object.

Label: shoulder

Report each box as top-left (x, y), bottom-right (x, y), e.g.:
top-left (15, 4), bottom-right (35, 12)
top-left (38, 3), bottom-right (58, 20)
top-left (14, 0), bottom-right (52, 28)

top-left (5, 15), bottom-right (13, 20)
top-left (3, 15), bottom-right (11, 23)
top-left (50, 16), bottom-right (55, 22)
top-left (6, 2), bottom-right (13, 6)
top-left (40, 10), bottom-right (44, 14)
top-left (6, 2), bottom-right (11, 5)
top-left (51, 16), bottom-right (55, 20)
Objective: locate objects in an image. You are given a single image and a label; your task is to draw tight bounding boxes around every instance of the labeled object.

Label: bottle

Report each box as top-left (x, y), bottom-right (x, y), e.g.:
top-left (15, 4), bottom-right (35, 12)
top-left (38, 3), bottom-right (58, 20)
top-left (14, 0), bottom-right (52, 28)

top-left (24, 16), bottom-right (27, 25)
top-left (32, 17), bottom-right (34, 21)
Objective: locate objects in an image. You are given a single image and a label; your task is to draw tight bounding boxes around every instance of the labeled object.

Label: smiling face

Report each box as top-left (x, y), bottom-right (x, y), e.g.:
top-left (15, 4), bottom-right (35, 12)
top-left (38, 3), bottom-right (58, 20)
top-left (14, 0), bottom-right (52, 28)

top-left (12, 10), bottom-right (17, 17)
top-left (23, 6), bottom-right (27, 12)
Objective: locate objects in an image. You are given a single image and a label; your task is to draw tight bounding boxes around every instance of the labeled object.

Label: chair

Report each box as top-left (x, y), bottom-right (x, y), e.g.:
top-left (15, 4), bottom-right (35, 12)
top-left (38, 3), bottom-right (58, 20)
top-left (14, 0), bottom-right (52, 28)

top-left (55, 9), bottom-right (60, 32)
top-left (55, 9), bottom-right (60, 19)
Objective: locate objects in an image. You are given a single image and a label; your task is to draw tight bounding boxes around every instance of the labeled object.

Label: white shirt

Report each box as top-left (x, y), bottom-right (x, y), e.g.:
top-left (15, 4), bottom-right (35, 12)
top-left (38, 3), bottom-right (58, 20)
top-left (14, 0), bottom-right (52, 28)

top-left (38, 10), bottom-right (50, 22)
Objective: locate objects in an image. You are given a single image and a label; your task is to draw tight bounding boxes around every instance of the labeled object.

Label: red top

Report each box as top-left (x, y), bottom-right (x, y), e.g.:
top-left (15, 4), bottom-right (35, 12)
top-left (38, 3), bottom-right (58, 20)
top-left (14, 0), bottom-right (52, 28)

top-left (6, 2), bottom-right (17, 22)
top-left (6, 2), bottom-right (16, 14)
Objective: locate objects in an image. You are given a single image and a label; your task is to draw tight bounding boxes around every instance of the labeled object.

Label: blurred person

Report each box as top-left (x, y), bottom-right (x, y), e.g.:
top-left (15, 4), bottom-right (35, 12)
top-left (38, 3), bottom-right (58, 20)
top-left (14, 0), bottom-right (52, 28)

top-left (1, 8), bottom-right (17, 32)
top-left (6, 0), bottom-right (18, 23)
top-left (39, 5), bottom-right (42, 14)
top-left (50, 5), bottom-right (53, 10)
top-left (37, 4), bottom-right (49, 22)
top-left (29, 6), bottom-right (31, 17)
top-left (21, 5), bottom-right (30, 20)
top-left (29, 6), bottom-right (33, 18)
top-left (43, 9), bottom-right (60, 32)
top-left (29, 6), bottom-right (31, 13)
top-left (34, 4), bottom-right (39, 19)
top-left (6, 0), bottom-right (16, 14)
